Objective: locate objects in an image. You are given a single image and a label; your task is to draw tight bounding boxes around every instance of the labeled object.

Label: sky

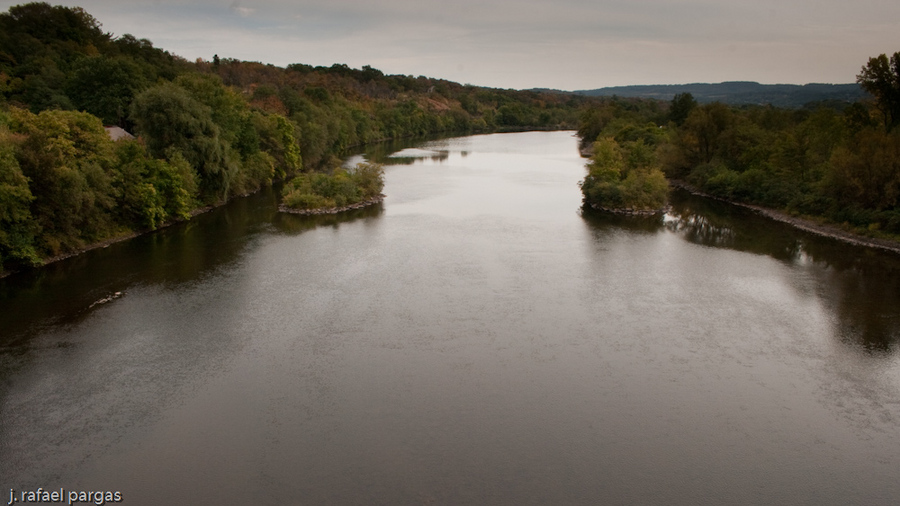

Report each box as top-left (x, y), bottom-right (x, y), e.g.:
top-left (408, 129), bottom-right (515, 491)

top-left (5, 0), bottom-right (899, 90)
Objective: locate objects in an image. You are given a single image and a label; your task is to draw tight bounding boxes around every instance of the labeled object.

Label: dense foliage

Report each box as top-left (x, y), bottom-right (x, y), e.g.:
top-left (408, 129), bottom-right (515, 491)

top-left (856, 52), bottom-right (900, 132)
top-left (577, 97), bottom-right (670, 211)
top-left (579, 137), bottom-right (668, 212)
top-left (282, 162), bottom-right (384, 211)
top-left (578, 52), bottom-right (900, 236)
top-left (0, 2), bottom-right (598, 274)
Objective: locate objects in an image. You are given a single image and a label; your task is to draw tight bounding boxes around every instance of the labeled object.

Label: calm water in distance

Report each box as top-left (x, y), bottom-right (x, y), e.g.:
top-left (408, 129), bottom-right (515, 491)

top-left (2, 131), bottom-right (900, 505)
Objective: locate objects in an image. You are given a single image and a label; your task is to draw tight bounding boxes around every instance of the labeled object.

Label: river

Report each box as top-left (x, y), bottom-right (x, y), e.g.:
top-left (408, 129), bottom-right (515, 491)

top-left (2, 131), bottom-right (899, 505)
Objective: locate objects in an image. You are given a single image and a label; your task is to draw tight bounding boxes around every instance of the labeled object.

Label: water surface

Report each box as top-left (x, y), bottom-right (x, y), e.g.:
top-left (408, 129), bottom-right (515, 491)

top-left (2, 131), bottom-right (899, 505)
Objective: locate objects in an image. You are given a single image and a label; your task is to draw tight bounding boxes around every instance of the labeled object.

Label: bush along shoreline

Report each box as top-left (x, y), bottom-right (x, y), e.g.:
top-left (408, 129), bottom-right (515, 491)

top-left (578, 137), bottom-right (670, 215)
top-left (279, 162), bottom-right (385, 215)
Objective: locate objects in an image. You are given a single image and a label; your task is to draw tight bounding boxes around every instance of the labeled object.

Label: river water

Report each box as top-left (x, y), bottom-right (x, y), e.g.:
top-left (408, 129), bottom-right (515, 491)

top-left (2, 131), bottom-right (899, 505)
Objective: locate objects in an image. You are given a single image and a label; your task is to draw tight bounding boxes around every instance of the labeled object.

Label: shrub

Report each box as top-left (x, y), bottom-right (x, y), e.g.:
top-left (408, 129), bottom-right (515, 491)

top-left (281, 162), bottom-right (384, 211)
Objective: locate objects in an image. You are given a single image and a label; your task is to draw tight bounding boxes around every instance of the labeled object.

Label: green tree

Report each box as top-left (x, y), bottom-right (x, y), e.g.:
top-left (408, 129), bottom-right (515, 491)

top-left (282, 162), bottom-right (383, 211)
top-left (130, 83), bottom-right (235, 202)
top-left (174, 73), bottom-right (246, 144)
top-left (0, 3), bottom-right (113, 110)
top-left (580, 136), bottom-right (668, 211)
top-left (679, 102), bottom-right (733, 165)
top-left (580, 137), bottom-right (625, 207)
top-left (66, 55), bottom-right (150, 126)
top-left (112, 140), bottom-right (196, 229)
top-left (857, 52), bottom-right (900, 131)
top-left (0, 118), bottom-right (39, 270)
top-left (0, 2), bottom-right (109, 66)
top-left (828, 128), bottom-right (900, 211)
top-left (669, 92), bottom-right (697, 126)
top-left (252, 112), bottom-right (301, 177)
top-left (111, 34), bottom-right (186, 82)
top-left (8, 107), bottom-right (117, 255)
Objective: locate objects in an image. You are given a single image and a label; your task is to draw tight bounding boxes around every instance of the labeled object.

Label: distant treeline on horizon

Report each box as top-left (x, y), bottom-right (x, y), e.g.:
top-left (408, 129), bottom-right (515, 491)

top-left (552, 82), bottom-right (867, 108)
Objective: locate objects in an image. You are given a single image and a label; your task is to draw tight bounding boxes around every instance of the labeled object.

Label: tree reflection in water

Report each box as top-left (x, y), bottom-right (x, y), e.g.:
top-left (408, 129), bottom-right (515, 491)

top-left (585, 188), bottom-right (900, 354)
top-left (579, 205), bottom-right (665, 235)
top-left (272, 203), bottom-right (384, 235)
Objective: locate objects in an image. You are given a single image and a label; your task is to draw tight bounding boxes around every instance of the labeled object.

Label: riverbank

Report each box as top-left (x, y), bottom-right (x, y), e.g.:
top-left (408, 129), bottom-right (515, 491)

top-left (278, 194), bottom-right (386, 216)
top-left (670, 181), bottom-right (900, 255)
top-left (0, 205), bottom-right (221, 280)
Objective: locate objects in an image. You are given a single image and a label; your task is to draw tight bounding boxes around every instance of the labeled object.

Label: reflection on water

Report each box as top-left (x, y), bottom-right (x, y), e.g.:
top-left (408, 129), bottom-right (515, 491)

top-left (272, 203), bottom-right (384, 235)
top-left (353, 136), bottom-right (449, 165)
top-left (386, 148), bottom-right (451, 166)
top-left (0, 188), bottom-right (277, 347)
top-left (665, 190), bottom-right (803, 260)
top-left (0, 187), bottom-right (385, 399)
top-left (579, 206), bottom-right (665, 235)
top-left (657, 189), bottom-right (900, 353)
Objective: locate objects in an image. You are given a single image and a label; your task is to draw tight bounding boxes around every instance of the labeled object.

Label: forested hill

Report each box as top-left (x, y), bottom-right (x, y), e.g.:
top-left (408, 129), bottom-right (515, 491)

top-left (0, 2), bottom-right (599, 274)
top-left (569, 82), bottom-right (866, 107)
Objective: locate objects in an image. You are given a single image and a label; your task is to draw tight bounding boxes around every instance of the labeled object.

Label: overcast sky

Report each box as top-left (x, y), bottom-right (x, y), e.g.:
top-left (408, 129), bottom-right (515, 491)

top-left (6, 0), bottom-right (898, 90)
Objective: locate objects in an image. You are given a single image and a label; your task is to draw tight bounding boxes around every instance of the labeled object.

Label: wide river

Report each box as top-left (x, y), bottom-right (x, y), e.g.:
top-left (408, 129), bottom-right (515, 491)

top-left (2, 131), bottom-right (900, 505)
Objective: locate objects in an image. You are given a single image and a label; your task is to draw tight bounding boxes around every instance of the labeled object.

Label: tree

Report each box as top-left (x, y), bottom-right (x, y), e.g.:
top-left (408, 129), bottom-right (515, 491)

top-left (0, 118), bottom-right (39, 270)
top-left (0, 3), bottom-right (109, 64)
top-left (112, 140), bottom-right (196, 229)
top-left (130, 83), bottom-right (234, 202)
top-left (857, 52), bottom-right (900, 131)
top-left (66, 55), bottom-right (150, 126)
top-left (669, 92), bottom-right (697, 126)
top-left (174, 73), bottom-right (245, 144)
top-left (111, 34), bottom-right (186, 82)
top-left (579, 136), bottom-right (668, 211)
top-left (8, 108), bottom-right (117, 255)
top-left (679, 102), bottom-right (733, 165)
top-left (282, 162), bottom-right (383, 211)
top-left (828, 128), bottom-right (900, 211)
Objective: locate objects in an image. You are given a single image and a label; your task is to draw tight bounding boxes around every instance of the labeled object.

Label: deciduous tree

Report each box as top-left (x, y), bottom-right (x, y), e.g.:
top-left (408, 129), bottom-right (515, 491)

top-left (857, 52), bottom-right (900, 131)
top-left (130, 83), bottom-right (234, 202)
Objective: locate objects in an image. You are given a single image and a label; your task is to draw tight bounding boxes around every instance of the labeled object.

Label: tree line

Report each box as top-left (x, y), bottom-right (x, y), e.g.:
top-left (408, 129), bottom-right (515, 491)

top-left (0, 2), bottom-right (597, 274)
top-left (579, 51), bottom-right (900, 239)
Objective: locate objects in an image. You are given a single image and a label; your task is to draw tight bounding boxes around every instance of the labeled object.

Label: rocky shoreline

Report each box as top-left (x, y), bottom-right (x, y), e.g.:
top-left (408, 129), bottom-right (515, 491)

top-left (277, 194), bottom-right (386, 216)
top-left (584, 203), bottom-right (670, 216)
top-left (670, 180), bottom-right (900, 255)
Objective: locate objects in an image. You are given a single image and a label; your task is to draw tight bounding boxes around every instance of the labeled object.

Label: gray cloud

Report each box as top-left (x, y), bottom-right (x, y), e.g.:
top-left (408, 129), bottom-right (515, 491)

top-left (12, 0), bottom-right (898, 89)
top-left (229, 2), bottom-right (255, 18)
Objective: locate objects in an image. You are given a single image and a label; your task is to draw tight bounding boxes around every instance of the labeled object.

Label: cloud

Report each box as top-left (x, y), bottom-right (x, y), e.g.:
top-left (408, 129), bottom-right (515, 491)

top-left (231, 4), bottom-right (256, 18)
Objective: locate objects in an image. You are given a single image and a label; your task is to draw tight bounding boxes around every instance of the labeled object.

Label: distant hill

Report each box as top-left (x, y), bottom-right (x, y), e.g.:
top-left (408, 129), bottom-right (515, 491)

top-left (567, 82), bottom-right (867, 107)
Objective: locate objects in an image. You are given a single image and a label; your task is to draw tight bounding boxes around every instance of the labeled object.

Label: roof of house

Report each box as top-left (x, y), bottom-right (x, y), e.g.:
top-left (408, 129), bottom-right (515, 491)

top-left (104, 126), bottom-right (135, 141)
